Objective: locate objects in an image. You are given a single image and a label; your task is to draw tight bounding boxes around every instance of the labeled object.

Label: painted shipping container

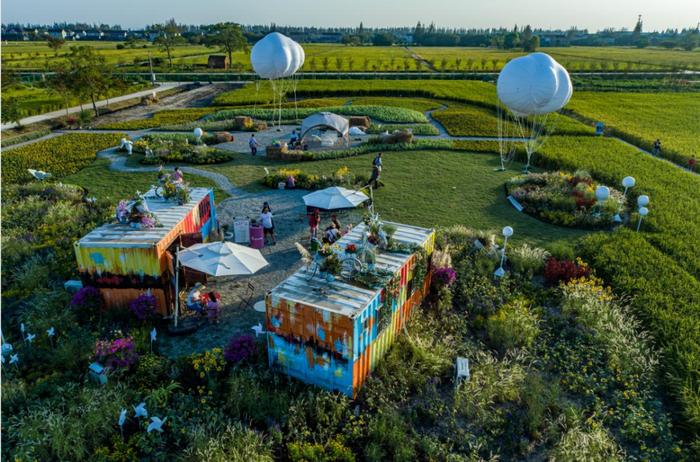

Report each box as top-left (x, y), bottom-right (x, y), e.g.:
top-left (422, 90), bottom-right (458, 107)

top-left (266, 221), bottom-right (435, 397)
top-left (74, 188), bottom-right (217, 315)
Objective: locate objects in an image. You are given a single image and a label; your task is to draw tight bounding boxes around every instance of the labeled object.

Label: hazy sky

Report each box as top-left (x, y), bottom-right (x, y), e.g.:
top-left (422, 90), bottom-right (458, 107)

top-left (2, 0), bottom-right (699, 31)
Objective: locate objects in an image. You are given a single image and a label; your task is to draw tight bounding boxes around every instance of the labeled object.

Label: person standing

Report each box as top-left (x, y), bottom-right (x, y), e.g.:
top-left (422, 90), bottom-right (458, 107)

top-left (373, 152), bottom-right (383, 170)
top-left (689, 155), bottom-right (697, 172)
top-left (249, 134), bottom-right (259, 156)
top-left (206, 292), bottom-right (221, 324)
top-left (171, 167), bottom-right (184, 184)
top-left (260, 204), bottom-right (276, 245)
top-left (309, 208), bottom-right (321, 240)
top-left (652, 139), bottom-right (661, 157)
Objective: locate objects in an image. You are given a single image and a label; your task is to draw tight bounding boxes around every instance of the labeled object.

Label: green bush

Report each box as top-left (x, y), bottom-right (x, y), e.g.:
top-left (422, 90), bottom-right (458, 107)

top-left (550, 420), bottom-right (625, 461)
top-left (486, 297), bottom-right (540, 353)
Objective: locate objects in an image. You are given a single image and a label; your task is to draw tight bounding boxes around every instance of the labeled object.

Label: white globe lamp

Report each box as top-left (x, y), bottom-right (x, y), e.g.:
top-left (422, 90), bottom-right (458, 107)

top-left (595, 186), bottom-right (610, 202)
top-left (636, 206), bottom-right (649, 232)
top-left (495, 226), bottom-right (514, 277)
top-left (637, 195), bottom-right (649, 207)
top-left (622, 176), bottom-right (635, 196)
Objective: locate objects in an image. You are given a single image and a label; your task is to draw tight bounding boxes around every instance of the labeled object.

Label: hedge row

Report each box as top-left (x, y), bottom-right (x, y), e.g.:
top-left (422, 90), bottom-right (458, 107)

top-left (207, 105), bottom-right (428, 124)
top-left (98, 108), bottom-right (215, 130)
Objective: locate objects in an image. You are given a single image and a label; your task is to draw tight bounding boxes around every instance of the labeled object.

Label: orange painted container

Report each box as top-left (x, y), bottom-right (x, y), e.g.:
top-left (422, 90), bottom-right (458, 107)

top-left (266, 221), bottom-right (435, 397)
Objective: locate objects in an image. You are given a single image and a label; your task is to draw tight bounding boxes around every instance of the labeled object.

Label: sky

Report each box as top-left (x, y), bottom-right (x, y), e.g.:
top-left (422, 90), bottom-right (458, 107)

top-left (2, 0), bottom-right (699, 31)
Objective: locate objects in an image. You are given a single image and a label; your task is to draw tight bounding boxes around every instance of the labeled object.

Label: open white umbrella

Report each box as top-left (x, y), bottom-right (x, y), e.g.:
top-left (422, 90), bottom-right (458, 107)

top-left (173, 242), bottom-right (269, 327)
top-left (303, 186), bottom-right (369, 210)
top-left (179, 241), bottom-right (269, 277)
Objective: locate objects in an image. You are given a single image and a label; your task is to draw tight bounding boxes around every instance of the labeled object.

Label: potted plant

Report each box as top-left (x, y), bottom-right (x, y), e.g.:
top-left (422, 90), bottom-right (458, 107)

top-left (320, 254), bottom-right (342, 281)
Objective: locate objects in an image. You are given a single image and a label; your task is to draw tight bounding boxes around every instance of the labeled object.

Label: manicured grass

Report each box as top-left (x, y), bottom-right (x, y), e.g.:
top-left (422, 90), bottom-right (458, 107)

top-left (62, 158), bottom-right (229, 202)
top-left (433, 104), bottom-right (595, 137)
top-left (348, 97), bottom-right (443, 112)
top-left (213, 79), bottom-right (498, 107)
top-left (566, 91), bottom-right (700, 165)
top-left (200, 150), bottom-right (587, 248)
top-left (208, 105), bottom-right (429, 123)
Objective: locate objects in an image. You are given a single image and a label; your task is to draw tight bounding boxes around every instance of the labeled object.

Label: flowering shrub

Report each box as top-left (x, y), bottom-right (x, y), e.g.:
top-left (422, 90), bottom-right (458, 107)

top-left (224, 335), bottom-right (256, 364)
top-left (544, 257), bottom-right (591, 285)
top-left (433, 266), bottom-right (457, 288)
top-left (70, 286), bottom-right (103, 311)
top-left (128, 294), bottom-right (158, 321)
top-left (95, 336), bottom-right (138, 370)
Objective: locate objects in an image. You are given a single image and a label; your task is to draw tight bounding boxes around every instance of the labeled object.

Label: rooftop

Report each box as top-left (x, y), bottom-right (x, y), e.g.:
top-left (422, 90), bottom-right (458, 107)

top-left (76, 187), bottom-right (211, 249)
top-left (269, 221), bottom-right (434, 318)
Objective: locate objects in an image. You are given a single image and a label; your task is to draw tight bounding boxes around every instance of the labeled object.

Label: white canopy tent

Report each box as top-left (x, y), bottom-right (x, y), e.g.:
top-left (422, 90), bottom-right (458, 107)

top-left (303, 186), bottom-right (369, 210)
top-left (174, 241), bottom-right (268, 326)
top-left (300, 112), bottom-right (350, 142)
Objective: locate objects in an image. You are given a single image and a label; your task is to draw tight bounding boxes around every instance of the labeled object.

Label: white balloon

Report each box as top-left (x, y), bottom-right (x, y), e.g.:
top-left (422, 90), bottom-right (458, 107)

top-left (497, 52), bottom-right (572, 116)
top-left (251, 32), bottom-right (305, 80)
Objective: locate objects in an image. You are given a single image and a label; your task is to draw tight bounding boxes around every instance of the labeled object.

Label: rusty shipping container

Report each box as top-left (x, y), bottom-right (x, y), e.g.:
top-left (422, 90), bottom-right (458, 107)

top-left (74, 188), bottom-right (217, 315)
top-left (265, 221), bottom-right (435, 397)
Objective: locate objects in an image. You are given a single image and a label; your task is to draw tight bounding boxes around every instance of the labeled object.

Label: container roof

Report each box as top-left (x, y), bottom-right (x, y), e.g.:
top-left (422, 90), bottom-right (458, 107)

top-left (269, 221), bottom-right (434, 318)
top-left (76, 188), bottom-right (211, 249)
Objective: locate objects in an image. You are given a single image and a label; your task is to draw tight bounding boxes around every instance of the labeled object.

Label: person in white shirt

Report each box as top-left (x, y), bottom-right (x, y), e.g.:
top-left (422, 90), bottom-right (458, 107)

top-left (260, 204), bottom-right (276, 245)
top-left (249, 134), bottom-right (259, 156)
top-left (186, 282), bottom-right (205, 313)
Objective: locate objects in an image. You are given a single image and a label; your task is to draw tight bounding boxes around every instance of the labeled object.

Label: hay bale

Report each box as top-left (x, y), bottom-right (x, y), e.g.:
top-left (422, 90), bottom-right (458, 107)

top-left (349, 116), bottom-right (371, 129)
top-left (380, 130), bottom-right (414, 144)
top-left (265, 143), bottom-right (289, 159)
top-left (234, 116), bottom-right (253, 129)
top-left (214, 132), bottom-right (234, 143)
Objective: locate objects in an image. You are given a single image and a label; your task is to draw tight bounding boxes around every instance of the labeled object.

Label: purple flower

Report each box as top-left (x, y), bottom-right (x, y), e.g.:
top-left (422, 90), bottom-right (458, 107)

top-left (95, 336), bottom-right (138, 370)
top-left (433, 266), bottom-right (457, 287)
top-left (71, 286), bottom-right (103, 310)
top-left (128, 294), bottom-right (158, 321)
top-left (224, 334), bottom-right (256, 363)
top-left (140, 215), bottom-right (156, 229)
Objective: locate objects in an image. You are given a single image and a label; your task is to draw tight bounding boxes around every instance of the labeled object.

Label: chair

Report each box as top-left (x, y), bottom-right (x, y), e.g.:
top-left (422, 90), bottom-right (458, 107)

top-left (239, 281), bottom-right (255, 309)
top-left (455, 357), bottom-right (470, 387)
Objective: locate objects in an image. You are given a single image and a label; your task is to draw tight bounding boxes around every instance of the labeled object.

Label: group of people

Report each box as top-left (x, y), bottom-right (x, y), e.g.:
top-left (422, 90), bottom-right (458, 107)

top-left (309, 209), bottom-right (345, 244)
top-left (185, 282), bottom-right (221, 324)
top-left (157, 166), bottom-right (184, 185)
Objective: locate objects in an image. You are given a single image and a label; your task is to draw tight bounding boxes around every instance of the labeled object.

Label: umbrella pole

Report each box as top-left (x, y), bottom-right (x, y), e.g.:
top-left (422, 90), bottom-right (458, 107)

top-left (174, 247), bottom-right (180, 328)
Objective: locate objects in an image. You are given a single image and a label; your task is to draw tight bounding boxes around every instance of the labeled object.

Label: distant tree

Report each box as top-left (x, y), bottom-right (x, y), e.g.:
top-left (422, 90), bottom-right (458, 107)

top-left (455, 57), bottom-right (463, 70)
top-left (524, 35), bottom-right (540, 52)
top-left (522, 25), bottom-right (533, 44)
top-left (2, 98), bottom-right (23, 127)
top-left (126, 36), bottom-right (140, 48)
top-left (503, 32), bottom-right (520, 49)
top-left (413, 21), bottom-right (425, 45)
top-left (680, 29), bottom-right (700, 51)
top-left (372, 32), bottom-right (395, 46)
top-left (154, 18), bottom-right (186, 68)
top-left (348, 57), bottom-right (355, 70)
top-left (47, 36), bottom-right (66, 55)
top-left (440, 58), bottom-right (448, 70)
top-left (205, 23), bottom-right (247, 69)
top-left (341, 34), bottom-right (361, 46)
top-left (633, 15), bottom-right (643, 43)
top-left (333, 57), bottom-right (342, 70)
top-left (59, 46), bottom-right (113, 116)
top-left (322, 56), bottom-right (330, 71)
top-left (491, 59), bottom-right (500, 70)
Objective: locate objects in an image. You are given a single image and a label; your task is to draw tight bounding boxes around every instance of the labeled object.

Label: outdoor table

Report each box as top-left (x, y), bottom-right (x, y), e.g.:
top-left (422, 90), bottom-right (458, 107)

top-left (253, 300), bottom-right (266, 313)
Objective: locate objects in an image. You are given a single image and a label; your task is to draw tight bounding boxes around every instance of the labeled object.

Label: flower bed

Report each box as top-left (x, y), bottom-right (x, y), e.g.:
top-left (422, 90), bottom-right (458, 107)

top-left (262, 166), bottom-right (368, 190)
top-left (127, 134), bottom-right (235, 165)
top-left (506, 170), bottom-right (626, 229)
top-left (207, 105), bottom-right (429, 124)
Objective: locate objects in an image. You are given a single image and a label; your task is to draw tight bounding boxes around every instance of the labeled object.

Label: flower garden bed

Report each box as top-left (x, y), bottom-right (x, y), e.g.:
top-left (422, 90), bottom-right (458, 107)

top-left (125, 134), bottom-right (234, 165)
top-left (262, 166), bottom-right (368, 190)
top-left (506, 170), bottom-right (626, 229)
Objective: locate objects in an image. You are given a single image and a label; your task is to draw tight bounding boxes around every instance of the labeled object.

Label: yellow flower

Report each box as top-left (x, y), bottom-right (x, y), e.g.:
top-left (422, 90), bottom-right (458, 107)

top-left (199, 372), bottom-right (205, 378)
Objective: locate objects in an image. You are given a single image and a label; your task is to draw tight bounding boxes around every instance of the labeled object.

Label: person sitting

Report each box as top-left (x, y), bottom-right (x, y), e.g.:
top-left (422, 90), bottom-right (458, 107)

top-left (331, 214), bottom-right (342, 233)
top-left (325, 223), bottom-right (340, 243)
top-left (186, 282), bottom-right (205, 314)
top-left (206, 291), bottom-right (221, 324)
top-left (171, 167), bottom-right (184, 184)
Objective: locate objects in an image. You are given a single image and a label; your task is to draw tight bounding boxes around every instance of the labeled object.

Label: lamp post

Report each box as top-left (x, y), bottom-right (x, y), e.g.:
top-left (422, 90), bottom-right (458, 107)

top-left (636, 207), bottom-right (648, 232)
top-left (622, 176), bottom-right (635, 196)
top-left (494, 226), bottom-right (513, 278)
top-left (193, 127), bottom-right (203, 144)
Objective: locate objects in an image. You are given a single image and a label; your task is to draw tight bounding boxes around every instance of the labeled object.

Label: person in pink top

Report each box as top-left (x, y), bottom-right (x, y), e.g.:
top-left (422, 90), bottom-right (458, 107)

top-left (206, 292), bottom-right (221, 324)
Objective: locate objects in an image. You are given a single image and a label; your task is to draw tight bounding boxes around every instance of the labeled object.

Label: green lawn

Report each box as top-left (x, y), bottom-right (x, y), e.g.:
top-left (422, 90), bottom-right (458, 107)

top-left (63, 158), bottom-right (229, 203)
top-left (196, 150), bottom-right (587, 248)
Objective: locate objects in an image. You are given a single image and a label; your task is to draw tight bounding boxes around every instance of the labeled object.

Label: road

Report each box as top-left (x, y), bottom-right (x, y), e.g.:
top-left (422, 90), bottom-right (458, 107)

top-left (1, 82), bottom-right (181, 130)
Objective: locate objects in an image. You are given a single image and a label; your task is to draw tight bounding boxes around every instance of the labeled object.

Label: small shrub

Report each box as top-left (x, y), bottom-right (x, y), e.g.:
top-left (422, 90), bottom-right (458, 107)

top-left (544, 257), bottom-right (591, 285)
top-left (70, 286), bottom-right (103, 313)
top-left (224, 334), bottom-right (256, 364)
top-left (550, 420), bottom-right (625, 461)
top-left (509, 244), bottom-right (550, 278)
top-left (127, 293), bottom-right (158, 321)
top-left (94, 336), bottom-right (138, 370)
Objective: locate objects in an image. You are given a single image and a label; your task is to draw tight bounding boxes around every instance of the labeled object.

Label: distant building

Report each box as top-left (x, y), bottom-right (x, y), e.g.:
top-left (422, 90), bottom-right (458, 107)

top-left (207, 55), bottom-right (229, 69)
top-left (47, 28), bottom-right (68, 39)
top-left (104, 30), bottom-right (128, 41)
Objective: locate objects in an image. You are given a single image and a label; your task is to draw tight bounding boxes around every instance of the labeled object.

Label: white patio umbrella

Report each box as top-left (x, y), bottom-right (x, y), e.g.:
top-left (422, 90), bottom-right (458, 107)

top-left (303, 186), bottom-right (369, 210)
top-left (174, 241), bottom-right (268, 326)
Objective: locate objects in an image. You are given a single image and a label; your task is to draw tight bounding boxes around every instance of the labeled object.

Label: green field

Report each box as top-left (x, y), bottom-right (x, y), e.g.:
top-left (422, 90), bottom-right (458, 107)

top-left (2, 81), bottom-right (150, 117)
top-left (566, 91), bottom-right (700, 164)
top-left (4, 41), bottom-right (699, 72)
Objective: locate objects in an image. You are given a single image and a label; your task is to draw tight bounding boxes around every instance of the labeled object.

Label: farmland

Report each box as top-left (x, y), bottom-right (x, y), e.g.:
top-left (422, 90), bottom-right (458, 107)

top-left (566, 91), bottom-right (700, 165)
top-left (4, 41), bottom-right (700, 73)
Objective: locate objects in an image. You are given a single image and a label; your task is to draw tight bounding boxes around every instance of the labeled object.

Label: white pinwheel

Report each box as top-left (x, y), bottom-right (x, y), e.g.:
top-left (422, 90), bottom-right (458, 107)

top-left (26, 333), bottom-right (36, 344)
top-left (147, 416), bottom-right (166, 433)
top-left (133, 402), bottom-right (148, 419)
top-left (119, 409), bottom-right (127, 428)
top-left (47, 327), bottom-right (55, 337)
top-left (251, 323), bottom-right (265, 337)
top-left (10, 354), bottom-right (19, 365)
